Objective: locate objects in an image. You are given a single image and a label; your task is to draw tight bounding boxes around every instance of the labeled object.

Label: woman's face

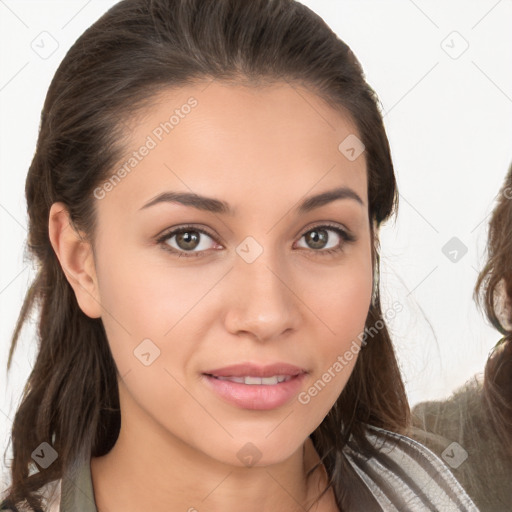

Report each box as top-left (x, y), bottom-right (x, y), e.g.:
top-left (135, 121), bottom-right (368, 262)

top-left (87, 81), bottom-right (372, 466)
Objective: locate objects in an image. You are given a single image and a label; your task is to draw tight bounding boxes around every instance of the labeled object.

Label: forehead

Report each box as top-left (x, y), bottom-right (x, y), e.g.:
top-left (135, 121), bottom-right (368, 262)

top-left (104, 80), bottom-right (368, 213)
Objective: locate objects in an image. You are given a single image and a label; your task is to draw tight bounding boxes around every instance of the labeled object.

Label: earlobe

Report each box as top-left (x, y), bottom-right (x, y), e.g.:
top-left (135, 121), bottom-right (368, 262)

top-left (48, 202), bottom-right (102, 319)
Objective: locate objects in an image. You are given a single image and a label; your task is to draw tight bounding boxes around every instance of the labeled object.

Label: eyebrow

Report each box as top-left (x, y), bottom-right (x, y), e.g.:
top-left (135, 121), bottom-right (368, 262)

top-left (139, 186), bottom-right (364, 215)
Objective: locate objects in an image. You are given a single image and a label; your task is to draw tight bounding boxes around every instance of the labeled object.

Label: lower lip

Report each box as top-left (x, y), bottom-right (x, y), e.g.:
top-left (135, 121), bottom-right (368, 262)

top-left (202, 373), bottom-right (307, 410)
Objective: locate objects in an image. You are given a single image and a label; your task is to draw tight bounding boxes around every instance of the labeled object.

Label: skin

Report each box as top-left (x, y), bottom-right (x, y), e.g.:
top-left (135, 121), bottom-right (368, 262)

top-left (49, 81), bottom-right (373, 512)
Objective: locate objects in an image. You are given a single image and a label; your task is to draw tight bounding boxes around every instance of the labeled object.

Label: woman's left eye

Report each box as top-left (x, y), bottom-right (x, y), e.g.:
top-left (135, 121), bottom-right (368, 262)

top-left (295, 225), bottom-right (356, 255)
top-left (156, 224), bottom-right (355, 258)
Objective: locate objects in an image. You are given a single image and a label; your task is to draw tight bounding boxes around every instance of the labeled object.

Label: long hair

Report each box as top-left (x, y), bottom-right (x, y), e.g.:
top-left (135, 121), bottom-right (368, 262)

top-left (1, 1), bottom-right (408, 510)
top-left (474, 161), bottom-right (512, 457)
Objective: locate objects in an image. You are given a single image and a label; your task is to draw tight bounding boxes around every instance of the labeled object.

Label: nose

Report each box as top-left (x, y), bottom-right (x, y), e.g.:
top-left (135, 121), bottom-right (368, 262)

top-left (223, 248), bottom-right (301, 343)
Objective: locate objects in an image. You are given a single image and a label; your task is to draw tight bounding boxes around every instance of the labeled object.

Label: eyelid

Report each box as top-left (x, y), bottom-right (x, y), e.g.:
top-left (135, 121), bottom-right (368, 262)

top-left (296, 220), bottom-right (352, 239)
top-left (156, 224), bottom-right (217, 241)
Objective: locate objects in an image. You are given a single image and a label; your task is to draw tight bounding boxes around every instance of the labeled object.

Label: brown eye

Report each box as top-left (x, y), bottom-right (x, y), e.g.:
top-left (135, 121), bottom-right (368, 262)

top-left (175, 230), bottom-right (201, 251)
top-left (304, 228), bottom-right (330, 250)
top-left (296, 225), bottom-right (353, 254)
top-left (157, 226), bottom-right (219, 258)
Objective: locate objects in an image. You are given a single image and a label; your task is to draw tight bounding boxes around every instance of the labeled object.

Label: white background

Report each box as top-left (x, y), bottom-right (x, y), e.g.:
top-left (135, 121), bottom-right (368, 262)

top-left (1, 0), bottom-right (511, 485)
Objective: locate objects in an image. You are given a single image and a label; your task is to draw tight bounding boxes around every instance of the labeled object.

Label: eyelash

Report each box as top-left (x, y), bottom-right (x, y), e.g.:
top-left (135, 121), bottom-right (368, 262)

top-left (155, 223), bottom-right (356, 259)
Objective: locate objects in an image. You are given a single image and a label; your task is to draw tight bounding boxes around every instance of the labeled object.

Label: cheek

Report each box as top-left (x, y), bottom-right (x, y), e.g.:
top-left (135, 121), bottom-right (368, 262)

top-left (93, 246), bottom-right (222, 372)
top-left (302, 255), bottom-right (373, 342)
top-left (325, 271), bottom-right (372, 337)
top-left (93, 252), bottom-right (202, 414)
top-left (297, 256), bottom-right (372, 402)
top-left (96, 245), bottom-right (210, 328)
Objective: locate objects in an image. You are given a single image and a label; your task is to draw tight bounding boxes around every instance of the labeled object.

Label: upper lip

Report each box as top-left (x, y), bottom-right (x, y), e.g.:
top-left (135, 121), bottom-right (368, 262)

top-left (204, 363), bottom-right (308, 378)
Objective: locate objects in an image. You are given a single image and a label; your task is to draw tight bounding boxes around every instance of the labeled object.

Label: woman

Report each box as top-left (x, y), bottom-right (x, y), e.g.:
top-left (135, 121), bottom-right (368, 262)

top-left (411, 163), bottom-right (512, 511)
top-left (0, 1), bottom-right (477, 510)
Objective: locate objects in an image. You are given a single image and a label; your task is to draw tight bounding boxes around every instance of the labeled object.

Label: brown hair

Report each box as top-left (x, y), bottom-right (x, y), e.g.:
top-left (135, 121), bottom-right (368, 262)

top-left (1, 1), bottom-right (408, 510)
top-left (474, 161), bottom-right (512, 456)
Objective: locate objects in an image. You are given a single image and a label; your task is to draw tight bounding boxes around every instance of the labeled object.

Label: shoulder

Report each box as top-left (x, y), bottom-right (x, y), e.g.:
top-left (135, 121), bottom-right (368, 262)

top-left (342, 425), bottom-right (479, 512)
top-left (408, 377), bottom-right (489, 476)
top-left (409, 378), bottom-right (512, 511)
top-left (41, 478), bottom-right (62, 511)
top-left (2, 454), bottom-right (96, 512)
top-left (0, 478), bottom-right (61, 512)
top-left (412, 376), bottom-right (484, 433)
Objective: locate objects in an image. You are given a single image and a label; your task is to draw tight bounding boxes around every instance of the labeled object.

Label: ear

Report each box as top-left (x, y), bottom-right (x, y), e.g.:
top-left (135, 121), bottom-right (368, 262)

top-left (48, 202), bottom-right (102, 319)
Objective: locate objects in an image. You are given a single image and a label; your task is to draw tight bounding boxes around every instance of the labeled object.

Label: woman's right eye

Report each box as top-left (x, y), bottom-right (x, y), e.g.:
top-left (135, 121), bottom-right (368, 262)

top-left (156, 226), bottom-right (220, 258)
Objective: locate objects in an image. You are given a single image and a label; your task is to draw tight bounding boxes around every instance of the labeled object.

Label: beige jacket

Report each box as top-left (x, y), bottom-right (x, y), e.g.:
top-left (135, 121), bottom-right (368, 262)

top-left (411, 376), bottom-right (512, 512)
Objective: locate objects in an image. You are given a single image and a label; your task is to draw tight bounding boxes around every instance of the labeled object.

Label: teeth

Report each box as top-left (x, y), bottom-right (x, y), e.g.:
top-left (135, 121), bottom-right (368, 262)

top-left (214, 375), bottom-right (292, 385)
top-left (216, 376), bottom-right (245, 384)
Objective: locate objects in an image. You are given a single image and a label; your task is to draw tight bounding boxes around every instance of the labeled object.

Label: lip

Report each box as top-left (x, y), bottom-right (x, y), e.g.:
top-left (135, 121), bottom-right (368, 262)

top-left (202, 362), bottom-right (308, 410)
top-left (204, 362), bottom-right (307, 378)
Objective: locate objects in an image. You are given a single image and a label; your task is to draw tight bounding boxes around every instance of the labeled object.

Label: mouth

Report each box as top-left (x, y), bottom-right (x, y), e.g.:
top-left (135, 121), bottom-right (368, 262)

top-left (203, 362), bottom-right (307, 379)
top-left (203, 371), bottom-right (308, 411)
top-left (204, 374), bottom-right (297, 385)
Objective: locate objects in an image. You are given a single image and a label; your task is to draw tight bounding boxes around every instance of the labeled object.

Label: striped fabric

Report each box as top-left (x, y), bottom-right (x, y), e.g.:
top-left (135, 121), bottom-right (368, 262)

top-left (344, 426), bottom-right (479, 511)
